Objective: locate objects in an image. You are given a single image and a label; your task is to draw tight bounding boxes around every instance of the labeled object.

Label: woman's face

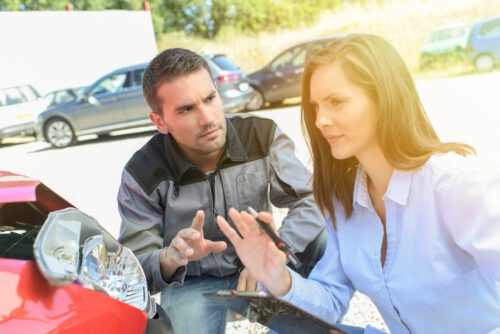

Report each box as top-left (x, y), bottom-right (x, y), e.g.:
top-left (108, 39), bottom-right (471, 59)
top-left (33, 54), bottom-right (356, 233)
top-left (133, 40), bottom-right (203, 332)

top-left (309, 62), bottom-right (379, 161)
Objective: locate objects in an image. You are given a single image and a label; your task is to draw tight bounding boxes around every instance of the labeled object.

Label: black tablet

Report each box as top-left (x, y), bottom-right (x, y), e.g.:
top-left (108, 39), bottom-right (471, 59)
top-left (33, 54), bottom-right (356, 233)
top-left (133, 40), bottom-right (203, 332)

top-left (204, 290), bottom-right (347, 334)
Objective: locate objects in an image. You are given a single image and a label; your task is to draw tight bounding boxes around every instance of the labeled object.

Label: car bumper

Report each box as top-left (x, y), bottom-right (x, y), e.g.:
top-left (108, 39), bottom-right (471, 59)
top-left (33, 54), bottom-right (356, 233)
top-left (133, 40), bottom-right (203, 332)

top-left (0, 258), bottom-right (148, 333)
top-left (222, 88), bottom-right (256, 114)
top-left (0, 121), bottom-right (36, 140)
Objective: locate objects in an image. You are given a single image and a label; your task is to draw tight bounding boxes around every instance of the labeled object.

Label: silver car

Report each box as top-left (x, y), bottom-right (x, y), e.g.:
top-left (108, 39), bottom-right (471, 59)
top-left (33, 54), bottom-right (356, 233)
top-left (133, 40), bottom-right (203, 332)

top-left (37, 57), bottom-right (254, 148)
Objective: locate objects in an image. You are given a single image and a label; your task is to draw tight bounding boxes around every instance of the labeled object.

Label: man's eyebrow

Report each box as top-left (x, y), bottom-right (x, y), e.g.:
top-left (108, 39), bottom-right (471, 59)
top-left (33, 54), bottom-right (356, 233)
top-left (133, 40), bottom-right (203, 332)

top-left (174, 102), bottom-right (195, 112)
top-left (205, 90), bottom-right (217, 98)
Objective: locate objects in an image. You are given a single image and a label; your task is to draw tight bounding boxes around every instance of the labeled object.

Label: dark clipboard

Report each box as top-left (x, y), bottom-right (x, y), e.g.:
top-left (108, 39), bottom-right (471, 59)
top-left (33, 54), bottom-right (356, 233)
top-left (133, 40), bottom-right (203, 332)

top-left (203, 290), bottom-right (347, 334)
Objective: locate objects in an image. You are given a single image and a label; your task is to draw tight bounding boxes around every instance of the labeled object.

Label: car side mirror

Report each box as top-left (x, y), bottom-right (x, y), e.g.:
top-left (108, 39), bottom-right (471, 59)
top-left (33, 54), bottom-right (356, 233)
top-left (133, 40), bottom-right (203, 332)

top-left (87, 96), bottom-right (98, 105)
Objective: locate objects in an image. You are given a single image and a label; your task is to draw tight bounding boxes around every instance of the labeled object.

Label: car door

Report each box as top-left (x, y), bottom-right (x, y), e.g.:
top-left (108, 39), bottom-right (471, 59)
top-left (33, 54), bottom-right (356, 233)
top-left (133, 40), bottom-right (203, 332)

top-left (72, 72), bottom-right (128, 132)
top-left (262, 45), bottom-right (308, 102)
top-left (122, 68), bottom-right (151, 126)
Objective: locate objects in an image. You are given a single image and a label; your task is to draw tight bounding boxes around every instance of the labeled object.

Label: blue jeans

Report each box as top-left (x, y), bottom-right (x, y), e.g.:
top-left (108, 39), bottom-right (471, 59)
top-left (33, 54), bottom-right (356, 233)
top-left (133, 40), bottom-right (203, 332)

top-left (266, 315), bottom-right (365, 333)
top-left (160, 273), bottom-right (242, 334)
top-left (160, 228), bottom-right (328, 334)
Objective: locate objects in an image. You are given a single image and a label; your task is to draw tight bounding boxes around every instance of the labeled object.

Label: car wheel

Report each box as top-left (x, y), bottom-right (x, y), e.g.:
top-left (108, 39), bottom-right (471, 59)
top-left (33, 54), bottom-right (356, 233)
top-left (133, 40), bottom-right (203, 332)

top-left (44, 118), bottom-right (76, 148)
top-left (474, 54), bottom-right (495, 73)
top-left (245, 88), bottom-right (265, 111)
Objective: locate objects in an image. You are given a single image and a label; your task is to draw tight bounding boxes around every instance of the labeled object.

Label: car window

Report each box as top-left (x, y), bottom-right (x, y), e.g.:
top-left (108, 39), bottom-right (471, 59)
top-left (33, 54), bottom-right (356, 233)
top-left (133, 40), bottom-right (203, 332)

top-left (478, 19), bottom-right (500, 38)
top-left (271, 46), bottom-right (307, 70)
top-left (430, 26), bottom-right (467, 42)
top-left (211, 55), bottom-right (240, 71)
top-left (89, 73), bottom-right (127, 96)
top-left (308, 42), bottom-right (328, 59)
top-left (54, 90), bottom-right (76, 105)
top-left (19, 86), bottom-right (39, 101)
top-left (44, 92), bottom-right (56, 106)
top-left (130, 69), bottom-right (145, 88)
top-left (0, 87), bottom-right (26, 107)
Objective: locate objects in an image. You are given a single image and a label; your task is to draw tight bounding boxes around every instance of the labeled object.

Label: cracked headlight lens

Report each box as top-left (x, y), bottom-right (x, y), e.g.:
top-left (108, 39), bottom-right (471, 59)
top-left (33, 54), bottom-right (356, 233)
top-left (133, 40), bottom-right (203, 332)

top-left (34, 208), bottom-right (156, 317)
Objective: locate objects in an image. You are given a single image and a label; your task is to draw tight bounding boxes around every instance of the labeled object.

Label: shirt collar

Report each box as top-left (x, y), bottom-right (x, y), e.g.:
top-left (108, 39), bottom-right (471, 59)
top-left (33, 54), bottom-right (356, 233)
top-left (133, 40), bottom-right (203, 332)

top-left (353, 166), bottom-right (413, 208)
top-left (383, 168), bottom-right (412, 206)
top-left (353, 166), bottom-right (371, 208)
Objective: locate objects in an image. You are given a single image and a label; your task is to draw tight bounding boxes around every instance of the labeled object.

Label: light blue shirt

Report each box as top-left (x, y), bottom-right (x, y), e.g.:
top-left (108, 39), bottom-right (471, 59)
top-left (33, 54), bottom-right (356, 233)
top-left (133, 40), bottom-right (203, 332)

top-left (282, 153), bottom-right (500, 333)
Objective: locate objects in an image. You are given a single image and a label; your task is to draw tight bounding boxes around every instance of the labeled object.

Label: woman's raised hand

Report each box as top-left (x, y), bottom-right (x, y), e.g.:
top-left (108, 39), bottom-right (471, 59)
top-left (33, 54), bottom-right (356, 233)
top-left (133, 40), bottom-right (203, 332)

top-left (216, 208), bottom-right (292, 296)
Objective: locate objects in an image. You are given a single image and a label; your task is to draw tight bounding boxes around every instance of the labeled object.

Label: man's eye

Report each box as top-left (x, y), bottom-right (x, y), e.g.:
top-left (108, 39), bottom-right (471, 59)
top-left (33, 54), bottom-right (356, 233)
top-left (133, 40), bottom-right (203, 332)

top-left (206, 94), bottom-right (216, 102)
top-left (179, 106), bottom-right (193, 114)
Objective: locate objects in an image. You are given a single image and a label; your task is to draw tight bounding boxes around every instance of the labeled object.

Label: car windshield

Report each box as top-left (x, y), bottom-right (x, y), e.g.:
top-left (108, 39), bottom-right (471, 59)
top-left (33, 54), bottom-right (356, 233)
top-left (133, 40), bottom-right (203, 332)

top-left (211, 55), bottom-right (240, 71)
top-left (478, 18), bottom-right (500, 37)
top-left (0, 86), bottom-right (38, 107)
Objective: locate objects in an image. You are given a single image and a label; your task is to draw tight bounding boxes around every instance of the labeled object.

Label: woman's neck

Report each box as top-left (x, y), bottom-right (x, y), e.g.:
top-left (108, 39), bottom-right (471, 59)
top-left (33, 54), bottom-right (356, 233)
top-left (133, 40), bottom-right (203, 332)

top-left (357, 145), bottom-right (393, 197)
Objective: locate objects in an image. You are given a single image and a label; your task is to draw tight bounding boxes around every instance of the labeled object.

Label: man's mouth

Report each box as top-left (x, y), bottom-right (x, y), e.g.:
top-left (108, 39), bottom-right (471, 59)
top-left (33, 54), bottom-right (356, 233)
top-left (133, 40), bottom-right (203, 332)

top-left (199, 127), bottom-right (220, 138)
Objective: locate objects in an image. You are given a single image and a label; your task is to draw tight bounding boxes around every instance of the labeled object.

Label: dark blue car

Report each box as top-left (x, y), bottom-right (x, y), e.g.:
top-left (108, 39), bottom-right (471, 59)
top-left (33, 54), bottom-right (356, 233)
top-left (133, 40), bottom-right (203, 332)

top-left (467, 15), bottom-right (500, 72)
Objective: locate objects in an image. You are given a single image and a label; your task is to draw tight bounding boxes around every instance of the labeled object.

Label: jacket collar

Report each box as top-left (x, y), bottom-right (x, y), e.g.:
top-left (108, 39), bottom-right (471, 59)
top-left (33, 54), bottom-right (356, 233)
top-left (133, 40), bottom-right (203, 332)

top-left (163, 117), bottom-right (248, 184)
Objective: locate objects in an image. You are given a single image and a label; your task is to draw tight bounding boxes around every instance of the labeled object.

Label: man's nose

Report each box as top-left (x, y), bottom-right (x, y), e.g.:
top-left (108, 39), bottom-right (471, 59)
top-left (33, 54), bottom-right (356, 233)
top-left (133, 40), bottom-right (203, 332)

top-left (198, 106), bottom-right (216, 126)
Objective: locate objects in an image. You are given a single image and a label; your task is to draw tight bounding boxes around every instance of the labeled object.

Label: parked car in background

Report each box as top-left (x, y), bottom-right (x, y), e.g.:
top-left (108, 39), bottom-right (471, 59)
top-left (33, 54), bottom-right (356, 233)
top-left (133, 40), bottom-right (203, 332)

top-left (467, 15), bottom-right (500, 72)
top-left (43, 86), bottom-right (87, 108)
top-left (37, 63), bottom-right (149, 148)
top-left (0, 85), bottom-right (48, 144)
top-left (419, 23), bottom-right (470, 69)
top-left (0, 171), bottom-right (158, 333)
top-left (37, 55), bottom-right (253, 148)
top-left (204, 54), bottom-right (255, 114)
top-left (246, 36), bottom-right (340, 111)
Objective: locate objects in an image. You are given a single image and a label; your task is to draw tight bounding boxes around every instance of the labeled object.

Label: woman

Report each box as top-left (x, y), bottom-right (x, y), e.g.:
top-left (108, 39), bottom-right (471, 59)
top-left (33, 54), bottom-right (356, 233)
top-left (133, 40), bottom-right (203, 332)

top-left (216, 34), bottom-right (500, 333)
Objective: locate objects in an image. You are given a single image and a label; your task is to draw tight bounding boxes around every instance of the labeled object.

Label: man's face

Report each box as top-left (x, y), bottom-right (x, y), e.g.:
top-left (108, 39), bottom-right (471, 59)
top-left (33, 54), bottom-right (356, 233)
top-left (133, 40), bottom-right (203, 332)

top-left (150, 68), bottom-right (227, 165)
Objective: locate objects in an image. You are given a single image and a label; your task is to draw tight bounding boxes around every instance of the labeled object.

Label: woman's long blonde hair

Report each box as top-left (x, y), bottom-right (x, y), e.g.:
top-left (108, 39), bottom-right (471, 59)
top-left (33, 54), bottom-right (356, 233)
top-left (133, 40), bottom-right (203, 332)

top-left (301, 34), bottom-right (475, 226)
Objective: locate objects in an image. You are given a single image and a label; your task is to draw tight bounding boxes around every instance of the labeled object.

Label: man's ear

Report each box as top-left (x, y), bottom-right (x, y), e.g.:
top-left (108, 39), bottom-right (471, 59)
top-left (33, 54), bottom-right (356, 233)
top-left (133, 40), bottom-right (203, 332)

top-left (149, 112), bottom-right (169, 134)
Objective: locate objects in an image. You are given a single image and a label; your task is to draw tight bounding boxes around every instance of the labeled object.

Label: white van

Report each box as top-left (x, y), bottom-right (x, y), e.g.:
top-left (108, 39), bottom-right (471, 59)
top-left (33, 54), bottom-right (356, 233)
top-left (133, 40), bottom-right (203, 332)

top-left (0, 85), bottom-right (48, 143)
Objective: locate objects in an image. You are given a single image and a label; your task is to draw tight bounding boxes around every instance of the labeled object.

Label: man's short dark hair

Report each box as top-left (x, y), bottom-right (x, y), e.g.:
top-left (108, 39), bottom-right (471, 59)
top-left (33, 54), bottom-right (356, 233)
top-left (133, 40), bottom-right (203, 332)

top-left (143, 48), bottom-right (211, 114)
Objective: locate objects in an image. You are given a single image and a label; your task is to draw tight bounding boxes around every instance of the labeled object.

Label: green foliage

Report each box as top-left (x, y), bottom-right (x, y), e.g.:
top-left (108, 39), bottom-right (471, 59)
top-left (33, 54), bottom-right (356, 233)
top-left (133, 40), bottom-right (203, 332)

top-left (160, 0), bottom-right (344, 39)
top-left (0, 0), bottom-right (22, 10)
top-left (0, 0), bottom-right (344, 39)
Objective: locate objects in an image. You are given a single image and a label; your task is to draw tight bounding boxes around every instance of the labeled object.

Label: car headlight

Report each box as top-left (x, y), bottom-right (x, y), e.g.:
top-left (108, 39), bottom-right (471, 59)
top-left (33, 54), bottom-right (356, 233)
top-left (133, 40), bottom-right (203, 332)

top-left (34, 208), bottom-right (156, 318)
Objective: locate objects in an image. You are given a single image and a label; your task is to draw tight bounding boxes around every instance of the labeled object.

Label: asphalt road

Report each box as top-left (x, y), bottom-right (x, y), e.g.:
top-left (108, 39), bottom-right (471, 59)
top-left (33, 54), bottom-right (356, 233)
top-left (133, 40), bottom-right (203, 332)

top-left (1, 71), bottom-right (499, 237)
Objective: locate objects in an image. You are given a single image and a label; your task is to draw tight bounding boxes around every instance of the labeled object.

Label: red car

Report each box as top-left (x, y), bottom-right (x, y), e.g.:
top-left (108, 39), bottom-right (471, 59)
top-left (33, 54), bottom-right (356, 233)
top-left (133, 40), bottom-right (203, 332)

top-left (0, 171), bottom-right (157, 333)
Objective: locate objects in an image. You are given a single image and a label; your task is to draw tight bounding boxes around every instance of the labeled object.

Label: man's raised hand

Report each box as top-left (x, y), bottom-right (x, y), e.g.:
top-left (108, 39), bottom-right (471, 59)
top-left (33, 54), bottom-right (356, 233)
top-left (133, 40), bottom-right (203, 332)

top-left (160, 210), bottom-right (227, 280)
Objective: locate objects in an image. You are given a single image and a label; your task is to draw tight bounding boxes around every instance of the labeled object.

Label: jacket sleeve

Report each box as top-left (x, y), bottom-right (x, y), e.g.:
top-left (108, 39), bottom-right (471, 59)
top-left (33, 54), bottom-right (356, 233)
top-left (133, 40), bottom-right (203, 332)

top-left (117, 169), bottom-right (186, 294)
top-left (268, 126), bottom-right (327, 253)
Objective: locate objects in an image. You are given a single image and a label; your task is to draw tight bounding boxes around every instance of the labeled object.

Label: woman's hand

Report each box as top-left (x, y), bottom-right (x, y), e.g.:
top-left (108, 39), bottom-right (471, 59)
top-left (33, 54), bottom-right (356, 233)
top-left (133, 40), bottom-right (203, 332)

top-left (216, 208), bottom-right (292, 296)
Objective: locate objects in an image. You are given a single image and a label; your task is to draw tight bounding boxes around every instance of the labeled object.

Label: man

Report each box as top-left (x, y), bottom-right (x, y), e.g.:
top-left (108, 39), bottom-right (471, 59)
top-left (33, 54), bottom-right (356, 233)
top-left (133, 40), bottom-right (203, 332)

top-left (117, 48), bottom-right (326, 334)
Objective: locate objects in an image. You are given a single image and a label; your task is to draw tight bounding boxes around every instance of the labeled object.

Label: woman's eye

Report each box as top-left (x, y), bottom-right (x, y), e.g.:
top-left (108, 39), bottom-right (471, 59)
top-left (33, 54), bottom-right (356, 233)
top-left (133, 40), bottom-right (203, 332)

top-left (330, 99), bottom-right (343, 106)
